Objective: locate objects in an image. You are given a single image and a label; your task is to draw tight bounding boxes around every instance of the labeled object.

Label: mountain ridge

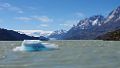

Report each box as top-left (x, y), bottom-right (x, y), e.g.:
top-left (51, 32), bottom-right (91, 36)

top-left (62, 6), bottom-right (120, 40)
top-left (48, 29), bottom-right (67, 40)
top-left (0, 28), bottom-right (49, 41)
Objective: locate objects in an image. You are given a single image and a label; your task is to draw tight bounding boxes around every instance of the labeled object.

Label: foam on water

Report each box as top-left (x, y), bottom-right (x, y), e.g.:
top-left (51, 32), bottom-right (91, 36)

top-left (13, 40), bottom-right (59, 52)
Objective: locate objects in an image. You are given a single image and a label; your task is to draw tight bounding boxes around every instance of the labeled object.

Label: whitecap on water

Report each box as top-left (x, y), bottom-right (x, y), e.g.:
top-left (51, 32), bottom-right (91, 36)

top-left (13, 40), bottom-right (59, 52)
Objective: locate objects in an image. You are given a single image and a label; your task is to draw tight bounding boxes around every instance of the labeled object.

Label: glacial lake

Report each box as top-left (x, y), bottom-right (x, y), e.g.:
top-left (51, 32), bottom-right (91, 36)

top-left (0, 40), bottom-right (120, 68)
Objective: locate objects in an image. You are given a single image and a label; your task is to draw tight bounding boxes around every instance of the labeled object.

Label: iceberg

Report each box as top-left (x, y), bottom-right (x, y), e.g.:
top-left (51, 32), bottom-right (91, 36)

top-left (13, 40), bottom-right (59, 52)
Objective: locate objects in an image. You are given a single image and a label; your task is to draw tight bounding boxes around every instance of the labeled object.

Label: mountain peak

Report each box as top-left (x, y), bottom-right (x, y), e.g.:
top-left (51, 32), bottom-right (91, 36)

top-left (76, 15), bottom-right (104, 29)
top-left (63, 6), bottom-right (120, 40)
top-left (105, 6), bottom-right (120, 23)
top-left (48, 29), bottom-right (67, 40)
top-left (115, 6), bottom-right (120, 11)
top-left (110, 6), bottom-right (120, 16)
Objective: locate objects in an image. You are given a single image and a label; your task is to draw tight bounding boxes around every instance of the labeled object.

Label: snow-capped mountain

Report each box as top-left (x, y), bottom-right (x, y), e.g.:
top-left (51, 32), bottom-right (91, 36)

top-left (15, 30), bottom-right (53, 37)
top-left (49, 29), bottom-right (67, 40)
top-left (105, 6), bottom-right (120, 23)
top-left (76, 15), bottom-right (105, 29)
top-left (50, 30), bottom-right (67, 35)
top-left (64, 6), bottom-right (120, 40)
top-left (63, 15), bottom-right (105, 39)
top-left (15, 6), bottom-right (120, 40)
top-left (99, 6), bottom-right (120, 32)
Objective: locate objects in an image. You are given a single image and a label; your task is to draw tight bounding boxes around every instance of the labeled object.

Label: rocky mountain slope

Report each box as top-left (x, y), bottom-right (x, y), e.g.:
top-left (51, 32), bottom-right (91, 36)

top-left (48, 29), bottom-right (67, 40)
top-left (63, 6), bottom-right (120, 40)
top-left (96, 29), bottom-right (120, 41)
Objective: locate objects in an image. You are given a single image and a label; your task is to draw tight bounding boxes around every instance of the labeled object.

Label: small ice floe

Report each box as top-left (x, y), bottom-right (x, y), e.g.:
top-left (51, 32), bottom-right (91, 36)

top-left (13, 40), bottom-right (59, 52)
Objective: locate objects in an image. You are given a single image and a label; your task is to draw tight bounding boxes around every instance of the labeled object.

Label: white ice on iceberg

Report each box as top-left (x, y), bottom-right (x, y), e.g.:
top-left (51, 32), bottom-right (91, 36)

top-left (13, 40), bottom-right (59, 52)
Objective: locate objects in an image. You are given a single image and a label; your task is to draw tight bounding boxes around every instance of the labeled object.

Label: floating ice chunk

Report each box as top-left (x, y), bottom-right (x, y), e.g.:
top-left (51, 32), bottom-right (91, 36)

top-left (13, 40), bottom-right (59, 52)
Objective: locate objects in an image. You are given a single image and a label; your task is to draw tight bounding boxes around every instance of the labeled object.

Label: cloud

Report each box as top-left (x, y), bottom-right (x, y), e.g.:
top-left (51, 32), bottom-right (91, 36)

top-left (75, 12), bottom-right (85, 18)
top-left (60, 12), bottom-right (85, 27)
top-left (40, 24), bottom-right (49, 27)
top-left (60, 24), bottom-right (73, 27)
top-left (0, 2), bottom-right (24, 13)
top-left (15, 16), bottom-right (53, 23)
top-left (0, 3), bottom-right (11, 8)
top-left (15, 17), bottom-right (32, 22)
top-left (18, 10), bottom-right (24, 13)
top-left (60, 20), bottom-right (78, 27)
top-left (27, 7), bottom-right (37, 10)
top-left (33, 16), bottom-right (53, 23)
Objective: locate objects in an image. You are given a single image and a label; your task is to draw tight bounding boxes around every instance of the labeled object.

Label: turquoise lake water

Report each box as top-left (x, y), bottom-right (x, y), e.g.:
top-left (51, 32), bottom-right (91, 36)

top-left (0, 40), bottom-right (120, 68)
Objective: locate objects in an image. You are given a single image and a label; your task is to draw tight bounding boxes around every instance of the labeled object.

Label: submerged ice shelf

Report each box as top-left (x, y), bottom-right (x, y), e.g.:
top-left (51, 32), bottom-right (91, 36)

top-left (13, 40), bottom-right (59, 52)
